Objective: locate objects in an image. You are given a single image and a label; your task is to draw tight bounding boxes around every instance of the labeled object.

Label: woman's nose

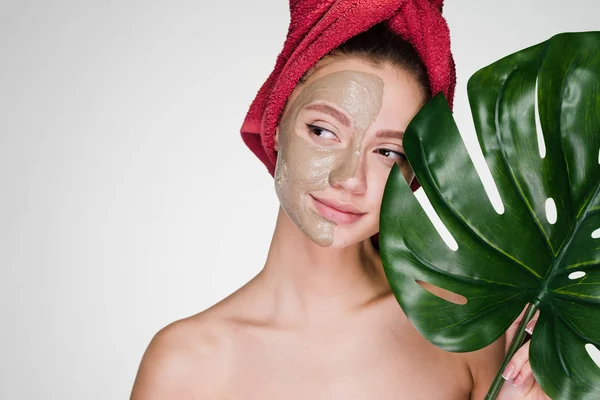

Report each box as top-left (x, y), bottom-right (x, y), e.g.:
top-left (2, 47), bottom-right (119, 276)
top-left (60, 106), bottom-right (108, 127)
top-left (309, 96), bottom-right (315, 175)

top-left (328, 145), bottom-right (367, 194)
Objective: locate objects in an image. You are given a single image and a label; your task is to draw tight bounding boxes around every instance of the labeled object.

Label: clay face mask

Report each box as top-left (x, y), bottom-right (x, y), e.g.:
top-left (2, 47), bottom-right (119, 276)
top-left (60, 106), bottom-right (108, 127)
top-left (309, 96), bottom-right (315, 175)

top-left (274, 70), bottom-right (384, 246)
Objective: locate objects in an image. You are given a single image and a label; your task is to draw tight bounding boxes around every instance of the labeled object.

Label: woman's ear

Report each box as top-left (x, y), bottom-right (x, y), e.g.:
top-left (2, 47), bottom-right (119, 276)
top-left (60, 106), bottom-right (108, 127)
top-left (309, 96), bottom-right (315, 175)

top-left (274, 127), bottom-right (280, 152)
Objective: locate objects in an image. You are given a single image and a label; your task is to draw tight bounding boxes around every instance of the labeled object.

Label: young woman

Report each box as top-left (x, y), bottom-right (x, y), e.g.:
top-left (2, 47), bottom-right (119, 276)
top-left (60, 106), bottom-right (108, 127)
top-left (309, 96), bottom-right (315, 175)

top-left (131, 2), bottom-right (549, 399)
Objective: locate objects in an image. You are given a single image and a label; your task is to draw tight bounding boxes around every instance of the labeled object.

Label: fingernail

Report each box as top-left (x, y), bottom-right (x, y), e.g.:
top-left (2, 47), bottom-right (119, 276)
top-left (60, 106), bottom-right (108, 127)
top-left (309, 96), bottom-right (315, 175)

top-left (502, 365), bottom-right (515, 380)
top-left (526, 320), bottom-right (535, 335)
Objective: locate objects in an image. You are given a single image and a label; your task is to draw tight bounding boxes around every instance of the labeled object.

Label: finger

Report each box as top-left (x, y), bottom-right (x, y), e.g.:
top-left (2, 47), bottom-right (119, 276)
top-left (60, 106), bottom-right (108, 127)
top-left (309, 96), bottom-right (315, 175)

top-left (513, 360), bottom-right (533, 386)
top-left (502, 340), bottom-right (531, 381)
top-left (512, 372), bottom-right (552, 400)
top-left (498, 375), bottom-right (530, 399)
top-left (512, 372), bottom-right (535, 396)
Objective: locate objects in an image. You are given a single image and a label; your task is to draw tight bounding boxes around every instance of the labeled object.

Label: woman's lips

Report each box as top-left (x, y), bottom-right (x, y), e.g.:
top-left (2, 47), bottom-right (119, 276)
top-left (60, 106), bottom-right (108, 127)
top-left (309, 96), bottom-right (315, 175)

top-left (310, 195), bottom-right (365, 224)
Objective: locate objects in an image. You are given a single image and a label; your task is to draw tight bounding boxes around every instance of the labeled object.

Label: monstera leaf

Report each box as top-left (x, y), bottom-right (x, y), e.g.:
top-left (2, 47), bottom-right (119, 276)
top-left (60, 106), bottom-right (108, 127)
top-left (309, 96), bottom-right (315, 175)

top-left (380, 32), bottom-right (600, 399)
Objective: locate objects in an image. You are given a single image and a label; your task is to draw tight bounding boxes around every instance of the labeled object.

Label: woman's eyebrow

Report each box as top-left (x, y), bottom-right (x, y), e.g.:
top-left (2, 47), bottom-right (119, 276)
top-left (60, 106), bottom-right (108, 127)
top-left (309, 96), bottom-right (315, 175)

top-left (376, 130), bottom-right (405, 141)
top-left (304, 104), bottom-right (351, 127)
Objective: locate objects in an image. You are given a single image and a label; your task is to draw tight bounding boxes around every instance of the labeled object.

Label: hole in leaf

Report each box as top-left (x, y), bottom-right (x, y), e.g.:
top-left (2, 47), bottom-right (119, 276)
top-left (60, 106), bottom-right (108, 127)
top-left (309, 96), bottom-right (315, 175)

top-left (598, 148), bottom-right (600, 164)
top-left (568, 271), bottom-right (586, 280)
top-left (463, 134), bottom-right (505, 215)
top-left (413, 188), bottom-right (459, 251)
top-left (585, 344), bottom-right (600, 368)
top-left (545, 198), bottom-right (557, 224)
top-left (592, 228), bottom-right (600, 239)
top-left (416, 280), bottom-right (468, 305)
top-left (534, 77), bottom-right (546, 158)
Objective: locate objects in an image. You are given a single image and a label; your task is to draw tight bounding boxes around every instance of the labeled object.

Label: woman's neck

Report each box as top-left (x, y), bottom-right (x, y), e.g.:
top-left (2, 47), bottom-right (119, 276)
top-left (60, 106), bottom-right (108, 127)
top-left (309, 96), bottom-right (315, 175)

top-left (255, 207), bottom-right (391, 329)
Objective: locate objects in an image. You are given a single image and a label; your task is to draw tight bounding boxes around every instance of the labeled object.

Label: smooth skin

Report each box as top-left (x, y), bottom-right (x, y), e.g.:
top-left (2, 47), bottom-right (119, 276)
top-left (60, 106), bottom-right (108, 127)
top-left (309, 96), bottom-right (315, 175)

top-left (130, 57), bottom-right (549, 399)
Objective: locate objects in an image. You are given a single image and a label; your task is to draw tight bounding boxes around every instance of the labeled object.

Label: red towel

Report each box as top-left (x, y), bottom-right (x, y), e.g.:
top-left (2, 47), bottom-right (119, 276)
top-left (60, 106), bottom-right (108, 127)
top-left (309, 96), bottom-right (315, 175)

top-left (240, 0), bottom-right (456, 178)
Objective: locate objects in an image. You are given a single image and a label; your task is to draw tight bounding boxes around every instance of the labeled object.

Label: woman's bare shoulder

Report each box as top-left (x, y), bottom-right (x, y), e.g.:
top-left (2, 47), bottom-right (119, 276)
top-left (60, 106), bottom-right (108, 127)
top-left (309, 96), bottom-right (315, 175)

top-left (130, 306), bottom-right (236, 399)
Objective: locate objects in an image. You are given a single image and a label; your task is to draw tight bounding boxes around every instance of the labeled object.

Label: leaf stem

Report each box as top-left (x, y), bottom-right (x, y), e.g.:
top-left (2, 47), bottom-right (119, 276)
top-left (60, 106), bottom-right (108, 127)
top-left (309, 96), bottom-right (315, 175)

top-left (485, 303), bottom-right (539, 400)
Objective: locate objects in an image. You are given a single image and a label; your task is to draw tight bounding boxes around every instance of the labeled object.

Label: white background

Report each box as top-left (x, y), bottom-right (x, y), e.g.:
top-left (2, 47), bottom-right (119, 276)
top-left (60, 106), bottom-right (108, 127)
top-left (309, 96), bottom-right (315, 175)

top-left (1, 1), bottom-right (599, 399)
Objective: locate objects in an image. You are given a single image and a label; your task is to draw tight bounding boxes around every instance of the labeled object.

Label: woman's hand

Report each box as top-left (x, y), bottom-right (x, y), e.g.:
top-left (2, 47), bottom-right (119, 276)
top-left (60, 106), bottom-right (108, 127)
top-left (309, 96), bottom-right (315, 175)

top-left (497, 306), bottom-right (550, 400)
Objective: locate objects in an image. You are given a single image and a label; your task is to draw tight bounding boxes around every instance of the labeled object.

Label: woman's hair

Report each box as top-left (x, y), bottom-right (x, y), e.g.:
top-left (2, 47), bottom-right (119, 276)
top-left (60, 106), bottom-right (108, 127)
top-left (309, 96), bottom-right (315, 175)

top-left (299, 23), bottom-right (432, 99)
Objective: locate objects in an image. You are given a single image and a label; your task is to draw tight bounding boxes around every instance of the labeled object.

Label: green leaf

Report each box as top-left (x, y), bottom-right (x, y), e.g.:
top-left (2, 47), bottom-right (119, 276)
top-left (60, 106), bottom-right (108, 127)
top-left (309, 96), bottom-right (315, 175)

top-left (380, 32), bottom-right (600, 399)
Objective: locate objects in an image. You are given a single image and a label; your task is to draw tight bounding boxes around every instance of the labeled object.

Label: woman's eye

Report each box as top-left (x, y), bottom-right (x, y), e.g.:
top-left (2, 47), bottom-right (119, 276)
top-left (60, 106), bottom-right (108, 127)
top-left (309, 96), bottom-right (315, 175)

top-left (377, 148), bottom-right (407, 162)
top-left (307, 124), bottom-right (337, 140)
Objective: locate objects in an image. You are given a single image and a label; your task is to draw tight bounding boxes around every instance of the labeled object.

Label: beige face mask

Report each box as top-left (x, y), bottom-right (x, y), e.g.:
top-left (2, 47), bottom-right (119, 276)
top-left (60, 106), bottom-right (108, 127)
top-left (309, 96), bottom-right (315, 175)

top-left (274, 70), bottom-right (384, 246)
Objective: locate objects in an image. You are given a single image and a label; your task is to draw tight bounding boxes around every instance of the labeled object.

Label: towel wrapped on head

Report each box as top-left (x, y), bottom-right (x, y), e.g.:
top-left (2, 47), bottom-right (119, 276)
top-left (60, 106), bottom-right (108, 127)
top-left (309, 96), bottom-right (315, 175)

top-left (241, 0), bottom-right (456, 181)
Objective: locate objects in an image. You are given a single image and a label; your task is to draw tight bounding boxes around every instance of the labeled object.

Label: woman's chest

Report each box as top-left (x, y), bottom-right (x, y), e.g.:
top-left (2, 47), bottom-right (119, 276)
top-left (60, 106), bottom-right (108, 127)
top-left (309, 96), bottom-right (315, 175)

top-left (220, 319), bottom-right (472, 399)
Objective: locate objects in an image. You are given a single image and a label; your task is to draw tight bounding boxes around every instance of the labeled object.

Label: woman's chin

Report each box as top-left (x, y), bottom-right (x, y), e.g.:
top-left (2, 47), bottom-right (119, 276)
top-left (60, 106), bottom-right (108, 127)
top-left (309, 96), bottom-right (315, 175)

top-left (318, 226), bottom-right (377, 249)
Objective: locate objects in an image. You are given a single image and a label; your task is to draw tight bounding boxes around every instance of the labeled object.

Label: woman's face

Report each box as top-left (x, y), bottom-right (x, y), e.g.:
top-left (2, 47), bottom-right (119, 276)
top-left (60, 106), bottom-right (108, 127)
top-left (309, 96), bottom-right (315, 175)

top-left (274, 57), bottom-right (426, 248)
